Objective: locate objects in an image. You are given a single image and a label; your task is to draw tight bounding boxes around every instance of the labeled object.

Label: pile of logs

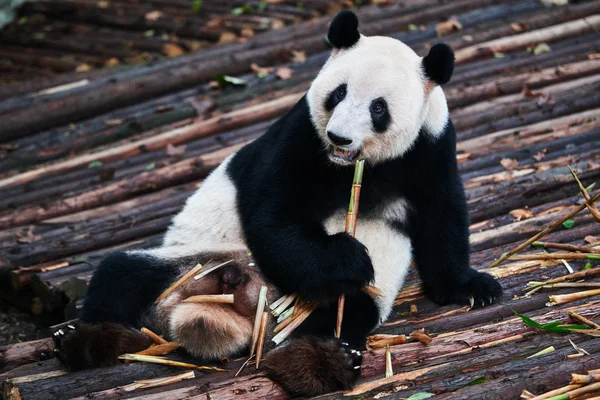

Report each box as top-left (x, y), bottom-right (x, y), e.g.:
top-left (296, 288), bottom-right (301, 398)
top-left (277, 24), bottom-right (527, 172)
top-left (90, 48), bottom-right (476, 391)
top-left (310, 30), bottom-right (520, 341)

top-left (1, 0), bottom-right (600, 398)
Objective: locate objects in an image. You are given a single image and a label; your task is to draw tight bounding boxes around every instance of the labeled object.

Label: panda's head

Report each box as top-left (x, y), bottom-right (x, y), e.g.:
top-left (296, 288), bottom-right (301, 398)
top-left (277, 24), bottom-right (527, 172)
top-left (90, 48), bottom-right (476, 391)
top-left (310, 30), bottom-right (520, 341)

top-left (307, 11), bottom-right (455, 166)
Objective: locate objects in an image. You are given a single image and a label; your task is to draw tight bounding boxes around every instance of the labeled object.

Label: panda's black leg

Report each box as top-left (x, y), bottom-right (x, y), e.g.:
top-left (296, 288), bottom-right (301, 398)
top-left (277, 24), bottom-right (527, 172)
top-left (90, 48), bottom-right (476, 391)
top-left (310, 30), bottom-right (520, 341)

top-left (263, 292), bottom-right (377, 397)
top-left (409, 180), bottom-right (502, 308)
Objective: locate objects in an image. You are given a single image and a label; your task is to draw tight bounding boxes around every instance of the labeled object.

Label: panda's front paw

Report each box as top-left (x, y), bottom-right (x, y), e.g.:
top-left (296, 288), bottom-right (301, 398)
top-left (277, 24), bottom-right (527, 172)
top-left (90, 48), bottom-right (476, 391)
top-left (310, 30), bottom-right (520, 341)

top-left (428, 271), bottom-right (502, 308)
top-left (325, 232), bottom-right (375, 298)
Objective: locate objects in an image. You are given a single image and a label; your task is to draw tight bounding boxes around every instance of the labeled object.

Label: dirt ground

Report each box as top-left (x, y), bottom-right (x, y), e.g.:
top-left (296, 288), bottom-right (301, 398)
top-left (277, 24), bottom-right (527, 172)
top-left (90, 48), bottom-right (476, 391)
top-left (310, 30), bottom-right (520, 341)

top-left (0, 303), bottom-right (48, 346)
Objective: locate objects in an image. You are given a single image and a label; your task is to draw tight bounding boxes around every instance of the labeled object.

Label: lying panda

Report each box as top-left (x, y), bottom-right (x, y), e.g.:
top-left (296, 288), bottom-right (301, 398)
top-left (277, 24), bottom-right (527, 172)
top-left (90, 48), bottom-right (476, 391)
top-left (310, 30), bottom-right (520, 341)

top-left (53, 10), bottom-right (502, 397)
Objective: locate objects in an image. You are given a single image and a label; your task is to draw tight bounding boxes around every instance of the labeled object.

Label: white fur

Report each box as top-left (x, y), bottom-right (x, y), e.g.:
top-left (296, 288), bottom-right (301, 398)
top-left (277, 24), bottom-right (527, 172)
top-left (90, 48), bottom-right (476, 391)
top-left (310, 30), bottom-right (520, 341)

top-left (137, 155), bottom-right (247, 259)
top-left (307, 35), bottom-right (449, 164)
top-left (324, 198), bottom-right (412, 324)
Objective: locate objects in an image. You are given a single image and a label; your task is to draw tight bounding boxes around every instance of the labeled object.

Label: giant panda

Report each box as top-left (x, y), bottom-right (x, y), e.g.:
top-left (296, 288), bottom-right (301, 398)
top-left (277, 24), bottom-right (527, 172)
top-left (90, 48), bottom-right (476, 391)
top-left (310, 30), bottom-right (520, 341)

top-left (53, 10), bottom-right (502, 397)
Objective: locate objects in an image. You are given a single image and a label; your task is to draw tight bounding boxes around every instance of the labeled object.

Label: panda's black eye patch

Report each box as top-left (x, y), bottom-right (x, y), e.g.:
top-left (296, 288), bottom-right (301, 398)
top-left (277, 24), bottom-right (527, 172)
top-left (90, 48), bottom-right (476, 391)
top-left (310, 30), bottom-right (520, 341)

top-left (325, 84), bottom-right (347, 111)
top-left (370, 97), bottom-right (390, 133)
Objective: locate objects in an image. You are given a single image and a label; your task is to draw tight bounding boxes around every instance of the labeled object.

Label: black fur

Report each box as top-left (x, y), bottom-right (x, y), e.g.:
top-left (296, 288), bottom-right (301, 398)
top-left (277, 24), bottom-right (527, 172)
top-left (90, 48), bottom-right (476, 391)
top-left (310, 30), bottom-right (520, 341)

top-left (370, 97), bottom-right (390, 133)
top-left (228, 96), bottom-right (501, 313)
top-left (422, 43), bottom-right (455, 85)
top-left (325, 83), bottom-right (347, 111)
top-left (327, 10), bottom-right (360, 49)
top-left (80, 251), bottom-right (179, 326)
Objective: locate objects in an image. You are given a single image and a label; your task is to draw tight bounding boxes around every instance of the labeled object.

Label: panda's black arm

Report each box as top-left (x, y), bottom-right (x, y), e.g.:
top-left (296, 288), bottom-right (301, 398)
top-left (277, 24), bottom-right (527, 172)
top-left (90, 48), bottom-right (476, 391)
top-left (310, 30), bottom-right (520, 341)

top-left (407, 174), bottom-right (502, 306)
top-left (242, 207), bottom-right (375, 302)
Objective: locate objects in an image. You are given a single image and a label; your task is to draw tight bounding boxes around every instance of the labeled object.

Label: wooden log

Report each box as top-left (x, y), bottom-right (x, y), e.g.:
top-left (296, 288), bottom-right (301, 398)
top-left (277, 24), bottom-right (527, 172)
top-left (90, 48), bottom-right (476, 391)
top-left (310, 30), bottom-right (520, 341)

top-left (0, 339), bottom-right (54, 374)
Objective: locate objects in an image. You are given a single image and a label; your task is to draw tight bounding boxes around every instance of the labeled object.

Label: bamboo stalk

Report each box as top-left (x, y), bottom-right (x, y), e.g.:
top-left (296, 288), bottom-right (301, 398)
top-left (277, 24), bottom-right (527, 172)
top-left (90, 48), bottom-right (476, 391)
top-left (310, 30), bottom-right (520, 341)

top-left (385, 345), bottom-right (393, 378)
top-left (531, 241), bottom-right (600, 254)
top-left (250, 286), bottom-right (268, 357)
top-left (255, 311), bottom-right (269, 369)
top-left (269, 294), bottom-right (291, 312)
top-left (272, 305), bottom-right (314, 345)
top-left (122, 371), bottom-right (195, 392)
top-left (155, 263), bottom-right (204, 303)
top-left (486, 192), bottom-right (600, 269)
top-left (182, 294), bottom-right (235, 304)
top-left (549, 288), bottom-right (600, 305)
top-left (529, 385), bottom-right (584, 400)
top-left (526, 346), bottom-right (555, 359)
top-left (336, 160), bottom-right (365, 339)
top-left (117, 354), bottom-right (228, 372)
top-left (134, 342), bottom-right (180, 357)
top-left (569, 311), bottom-right (600, 329)
top-left (364, 285), bottom-right (384, 297)
top-left (525, 268), bottom-right (600, 290)
top-left (193, 259), bottom-right (233, 281)
top-left (140, 327), bottom-right (168, 345)
top-left (568, 166), bottom-right (600, 222)
top-left (273, 312), bottom-right (295, 334)
top-left (508, 253), bottom-right (600, 261)
top-left (540, 282), bottom-right (600, 289)
top-left (271, 294), bottom-right (296, 317)
top-left (551, 382), bottom-right (600, 399)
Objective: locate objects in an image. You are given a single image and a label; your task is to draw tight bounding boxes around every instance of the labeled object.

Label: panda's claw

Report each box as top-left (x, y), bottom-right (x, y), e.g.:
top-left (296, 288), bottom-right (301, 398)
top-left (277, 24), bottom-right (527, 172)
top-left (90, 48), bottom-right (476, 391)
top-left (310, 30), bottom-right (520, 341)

top-left (468, 296), bottom-right (474, 308)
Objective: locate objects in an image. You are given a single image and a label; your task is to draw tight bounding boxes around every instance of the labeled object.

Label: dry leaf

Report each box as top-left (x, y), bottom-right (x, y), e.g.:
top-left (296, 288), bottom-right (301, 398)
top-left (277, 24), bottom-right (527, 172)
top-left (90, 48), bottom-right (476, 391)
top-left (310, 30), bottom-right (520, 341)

top-left (522, 86), bottom-right (542, 98)
top-left (76, 63), bottom-right (92, 72)
top-left (532, 152), bottom-right (545, 161)
top-left (163, 44), bottom-right (185, 57)
top-left (511, 23), bottom-right (524, 32)
top-left (16, 227), bottom-right (42, 244)
top-left (585, 236), bottom-right (598, 244)
top-left (276, 67), bottom-right (293, 80)
top-left (145, 11), bottom-right (163, 21)
top-left (241, 28), bottom-right (254, 38)
top-left (510, 207), bottom-right (534, 221)
top-left (104, 58), bottom-right (120, 67)
top-left (218, 32), bottom-right (237, 44)
top-left (250, 63), bottom-right (274, 78)
top-left (166, 143), bottom-right (187, 157)
top-left (435, 19), bottom-right (462, 37)
top-left (500, 158), bottom-right (519, 170)
top-left (291, 50), bottom-right (306, 64)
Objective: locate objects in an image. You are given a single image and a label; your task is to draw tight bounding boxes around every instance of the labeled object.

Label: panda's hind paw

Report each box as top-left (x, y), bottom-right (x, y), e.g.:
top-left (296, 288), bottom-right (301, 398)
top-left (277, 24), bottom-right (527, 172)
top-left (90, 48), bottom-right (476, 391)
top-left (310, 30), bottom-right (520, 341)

top-left (263, 336), bottom-right (362, 397)
top-left (53, 322), bottom-right (152, 371)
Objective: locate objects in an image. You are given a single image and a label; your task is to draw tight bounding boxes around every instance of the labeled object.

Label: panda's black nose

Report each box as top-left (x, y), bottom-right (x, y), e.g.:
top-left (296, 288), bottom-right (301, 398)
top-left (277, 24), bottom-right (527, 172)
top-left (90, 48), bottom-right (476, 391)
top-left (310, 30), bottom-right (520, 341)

top-left (327, 131), bottom-right (353, 146)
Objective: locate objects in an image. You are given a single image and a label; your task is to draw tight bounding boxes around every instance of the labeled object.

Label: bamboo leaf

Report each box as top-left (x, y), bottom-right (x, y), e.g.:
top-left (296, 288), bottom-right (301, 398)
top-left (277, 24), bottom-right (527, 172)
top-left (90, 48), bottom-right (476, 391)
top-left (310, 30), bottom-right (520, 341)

top-left (466, 377), bottom-right (487, 386)
top-left (405, 393), bottom-right (435, 400)
top-left (562, 219), bottom-right (575, 229)
top-left (88, 161), bottom-right (103, 168)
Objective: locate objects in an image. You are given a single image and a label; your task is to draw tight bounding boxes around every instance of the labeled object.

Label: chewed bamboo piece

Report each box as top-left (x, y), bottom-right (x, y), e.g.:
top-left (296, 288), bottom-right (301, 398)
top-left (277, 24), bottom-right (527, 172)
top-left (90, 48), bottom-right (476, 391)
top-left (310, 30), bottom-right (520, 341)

top-left (569, 311), bottom-right (600, 329)
top-left (135, 342), bottom-right (180, 357)
top-left (524, 268), bottom-right (600, 291)
top-left (122, 371), bottom-right (195, 392)
top-left (486, 192), bottom-right (600, 269)
top-left (250, 286), bottom-right (268, 357)
top-left (532, 241), bottom-right (600, 254)
top-left (141, 327), bottom-right (168, 345)
top-left (336, 160), bottom-right (365, 339)
top-left (272, 305), bottom-right (315, 345)
top-left (255, 311), bottom-right (269, 369)
top-left (385, 345), bottom-right (393, 378)
top-left (118, 354), bottom-right (228, 372)
top-left (409, 329), bottom-right (433, 345)
top-left (548, 288), bottom-right (600, 305)
top-left (569, 165), bottom-right (600, 222)
top-left (508, 253), bottom-right (600, 261)
top-left (155, 263), bottom-right (205, 303)
top-left (271, 294), bottom-right (297, 317)
top-left (182, 294), bottom-right (235, 304)
top-left (366, 334), bottom-right (407, 350)
top-left (193, 259), bottom-right (234, 281)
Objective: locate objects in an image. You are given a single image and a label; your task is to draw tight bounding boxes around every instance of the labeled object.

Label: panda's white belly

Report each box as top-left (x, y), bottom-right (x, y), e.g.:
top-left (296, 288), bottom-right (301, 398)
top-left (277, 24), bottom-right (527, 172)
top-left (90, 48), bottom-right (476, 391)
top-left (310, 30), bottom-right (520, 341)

top-left (323, 200), bottom-right (412, 324)
top-left (149, 155), bottom-right (247, 259)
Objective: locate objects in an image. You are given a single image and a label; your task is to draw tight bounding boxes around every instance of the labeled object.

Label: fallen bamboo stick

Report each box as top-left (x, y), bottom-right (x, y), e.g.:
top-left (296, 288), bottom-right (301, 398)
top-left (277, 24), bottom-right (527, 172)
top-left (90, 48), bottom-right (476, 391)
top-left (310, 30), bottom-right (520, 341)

top-left (250, 286), bottom-right (268, 357)
top-left (255, 311), bottom-right (269, 369)
top-left (336, 160), bottom-right (365, 339)
top-left (549, 288), bottom-right (600, 305)
top-left (409, 329), bottom-right (433, 345)
top-left (531, 282), bottom-right (600, 289)
top-left (366, 334), bottom-right (408, 350)
top-left (141, 327), bottom-right (168, 345)
top-left (271, 294), bottom-right (296, 317)
top-left (182, 294), bottom-right (235, 304)
top-left (569, 311), bottom-right (600, 329)
top-left (122, 371), bottom-right (196, 392)
top-left (134, 342), bottom-right (180, 357)
top-left (155, 263), bottom-right (204, 303)
top-left (526, 268), bottom-right (600, 290)
top-left (554, 382), bottom-right (600, 399)
top-left (529, 384), bottom-right (584, 400)
top-left (193, 259), bottom-right (234, 281)
top-left (569, 166), bottom-right (600, 222)
top-left (570, 374), bottom-right (600, 384)
top-left (487, 192), bottom-right (600, 269)
top-left (531, 241), bottom-right (600, 254)
top-left (385, 345), bottom-right (393, 378)
top-left (509, 253), bottom-right (600, 261)
top-left (117, 354), bottom-right (228, 372)
top-left (272, 305), bottom-right (314, 345)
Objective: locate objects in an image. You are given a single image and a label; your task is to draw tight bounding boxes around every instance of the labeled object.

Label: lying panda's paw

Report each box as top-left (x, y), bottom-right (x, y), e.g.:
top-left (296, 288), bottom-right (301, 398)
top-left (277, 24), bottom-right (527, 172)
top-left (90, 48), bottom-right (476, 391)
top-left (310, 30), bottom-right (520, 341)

top-left (263, 336), bottom-right (362, 397)
top-left (428, 270), bottom-right (502, 308)
top-left (52, 322), bottom-right (152, 371)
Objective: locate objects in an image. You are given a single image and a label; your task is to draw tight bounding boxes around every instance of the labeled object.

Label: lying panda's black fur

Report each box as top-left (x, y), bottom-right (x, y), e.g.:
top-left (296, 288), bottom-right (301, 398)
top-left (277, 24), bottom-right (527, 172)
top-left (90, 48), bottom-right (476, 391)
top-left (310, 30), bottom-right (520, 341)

top-left (53, 10), bottom-right (502, 397)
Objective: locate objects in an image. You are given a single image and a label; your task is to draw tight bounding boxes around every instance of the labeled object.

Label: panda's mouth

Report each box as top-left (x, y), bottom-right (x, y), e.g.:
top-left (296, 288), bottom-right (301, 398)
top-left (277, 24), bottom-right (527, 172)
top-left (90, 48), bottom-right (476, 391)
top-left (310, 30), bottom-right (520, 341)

top-left (330, 146), bottom-right (361, 164)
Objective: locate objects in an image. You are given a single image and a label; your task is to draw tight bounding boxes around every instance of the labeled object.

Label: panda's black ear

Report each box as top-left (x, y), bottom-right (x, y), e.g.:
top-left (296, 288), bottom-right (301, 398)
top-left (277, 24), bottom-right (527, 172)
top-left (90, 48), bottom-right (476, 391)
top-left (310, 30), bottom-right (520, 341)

top-left (327, 11), bottom-right (360, 49)
top-left (422, 43), bottom-right (455, 85)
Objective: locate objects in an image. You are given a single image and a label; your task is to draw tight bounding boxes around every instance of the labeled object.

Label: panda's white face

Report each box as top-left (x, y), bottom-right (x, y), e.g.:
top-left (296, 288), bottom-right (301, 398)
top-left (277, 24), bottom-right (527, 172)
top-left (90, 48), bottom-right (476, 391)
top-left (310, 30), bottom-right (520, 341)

top-left (307, 35), bottom-right (449, 166)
